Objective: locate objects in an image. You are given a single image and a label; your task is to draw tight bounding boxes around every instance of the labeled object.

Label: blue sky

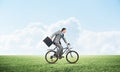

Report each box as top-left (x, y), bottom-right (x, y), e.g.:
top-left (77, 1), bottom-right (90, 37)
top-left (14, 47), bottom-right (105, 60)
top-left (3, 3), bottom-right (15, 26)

top-left (0, 0), bottom-right (120, 55)
top-left (0, 0), bottom-right (120, 35)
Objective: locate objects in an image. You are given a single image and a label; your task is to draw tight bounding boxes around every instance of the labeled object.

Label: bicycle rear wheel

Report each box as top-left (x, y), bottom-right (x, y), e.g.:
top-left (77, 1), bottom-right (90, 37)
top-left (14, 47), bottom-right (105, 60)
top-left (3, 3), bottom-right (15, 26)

top-left (45, 50), bottom-right (58, 64)
top-left (66, 50), bottom-right (79, 64)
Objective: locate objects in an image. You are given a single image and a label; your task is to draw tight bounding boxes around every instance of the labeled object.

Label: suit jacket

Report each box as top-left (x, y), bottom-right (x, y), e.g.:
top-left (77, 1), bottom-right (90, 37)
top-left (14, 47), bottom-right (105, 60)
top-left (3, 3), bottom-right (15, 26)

top-left (51, 30), bottom-right (67, 44)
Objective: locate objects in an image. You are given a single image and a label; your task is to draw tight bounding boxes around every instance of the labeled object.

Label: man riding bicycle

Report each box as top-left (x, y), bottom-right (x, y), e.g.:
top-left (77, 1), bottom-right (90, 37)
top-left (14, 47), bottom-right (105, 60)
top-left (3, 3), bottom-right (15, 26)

top-left (51, 28), bottom-right (68, 59)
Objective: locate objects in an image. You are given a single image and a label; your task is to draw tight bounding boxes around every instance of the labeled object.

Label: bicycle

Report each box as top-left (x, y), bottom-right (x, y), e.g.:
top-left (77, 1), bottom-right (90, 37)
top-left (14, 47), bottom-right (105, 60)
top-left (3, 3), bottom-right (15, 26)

top-left (45, 43), bottom-right (79, 64)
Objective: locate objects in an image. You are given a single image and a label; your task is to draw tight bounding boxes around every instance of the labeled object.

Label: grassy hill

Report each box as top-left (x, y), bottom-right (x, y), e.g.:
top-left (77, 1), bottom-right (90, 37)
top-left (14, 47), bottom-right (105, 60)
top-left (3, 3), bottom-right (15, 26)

top-left (0, 55), bottom-right (120, 72)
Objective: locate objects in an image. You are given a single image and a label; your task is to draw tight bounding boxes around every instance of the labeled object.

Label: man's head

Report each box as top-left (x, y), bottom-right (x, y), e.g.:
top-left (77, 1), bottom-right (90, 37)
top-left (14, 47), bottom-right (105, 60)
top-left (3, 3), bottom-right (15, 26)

top-left (61, 28), bottom-right (66, 33)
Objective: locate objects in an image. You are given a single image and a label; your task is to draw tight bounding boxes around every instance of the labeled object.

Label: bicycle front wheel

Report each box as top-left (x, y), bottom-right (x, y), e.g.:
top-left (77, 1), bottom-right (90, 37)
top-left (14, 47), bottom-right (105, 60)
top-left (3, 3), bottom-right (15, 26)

top-left (66, 51), bottom-right (79, 64)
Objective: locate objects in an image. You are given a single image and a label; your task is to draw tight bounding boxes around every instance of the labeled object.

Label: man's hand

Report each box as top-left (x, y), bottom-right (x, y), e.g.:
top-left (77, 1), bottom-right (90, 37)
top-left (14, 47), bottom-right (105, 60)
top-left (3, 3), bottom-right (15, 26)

top-left (66, 43), bottom-right (70, 45)
top-left (49, 37), bottom-right (52, 40)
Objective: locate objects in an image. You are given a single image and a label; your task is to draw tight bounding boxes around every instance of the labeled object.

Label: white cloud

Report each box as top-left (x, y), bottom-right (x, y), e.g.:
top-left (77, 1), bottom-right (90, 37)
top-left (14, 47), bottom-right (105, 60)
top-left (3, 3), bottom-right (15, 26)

top-left (0, 17), bottom-right (120, 55)
top-left (78, 30), bottom-right (120, 55)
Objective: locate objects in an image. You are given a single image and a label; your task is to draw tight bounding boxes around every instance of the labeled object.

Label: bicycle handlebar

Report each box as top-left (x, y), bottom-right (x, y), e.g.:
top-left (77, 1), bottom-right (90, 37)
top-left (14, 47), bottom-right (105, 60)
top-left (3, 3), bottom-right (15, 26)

top-left (67, 43), bottom-right (70, 45)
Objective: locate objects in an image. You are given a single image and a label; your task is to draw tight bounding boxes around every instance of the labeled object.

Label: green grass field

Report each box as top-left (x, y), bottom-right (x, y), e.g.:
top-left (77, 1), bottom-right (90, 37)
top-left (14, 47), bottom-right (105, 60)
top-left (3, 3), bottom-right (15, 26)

top-left (0, 55), bottom-right (120, 72)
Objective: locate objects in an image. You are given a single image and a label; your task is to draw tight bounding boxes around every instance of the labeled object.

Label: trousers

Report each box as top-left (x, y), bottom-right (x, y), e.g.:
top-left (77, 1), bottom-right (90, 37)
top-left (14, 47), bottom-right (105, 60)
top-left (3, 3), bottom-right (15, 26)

top-left (54, 43), bottom-right (63, 56)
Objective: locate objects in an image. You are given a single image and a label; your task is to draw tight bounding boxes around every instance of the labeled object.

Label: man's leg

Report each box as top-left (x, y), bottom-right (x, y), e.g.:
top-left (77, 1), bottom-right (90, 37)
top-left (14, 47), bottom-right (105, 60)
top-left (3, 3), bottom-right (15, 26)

top-left (55, 43), bottom-right (63, 57)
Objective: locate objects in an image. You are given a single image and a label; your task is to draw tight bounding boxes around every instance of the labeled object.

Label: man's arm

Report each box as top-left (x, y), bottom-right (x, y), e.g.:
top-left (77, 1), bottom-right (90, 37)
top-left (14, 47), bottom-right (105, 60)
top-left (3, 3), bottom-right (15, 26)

top-left (62, 37), bottom-right (67, 44)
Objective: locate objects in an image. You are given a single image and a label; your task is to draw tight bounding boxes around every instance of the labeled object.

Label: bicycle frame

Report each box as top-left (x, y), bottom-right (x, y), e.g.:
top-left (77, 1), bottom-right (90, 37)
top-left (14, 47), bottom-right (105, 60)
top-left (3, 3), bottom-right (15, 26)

top-left (45, 43), bottom-right (79, 64)
top-left (47, 44), bottom-right (72, 55)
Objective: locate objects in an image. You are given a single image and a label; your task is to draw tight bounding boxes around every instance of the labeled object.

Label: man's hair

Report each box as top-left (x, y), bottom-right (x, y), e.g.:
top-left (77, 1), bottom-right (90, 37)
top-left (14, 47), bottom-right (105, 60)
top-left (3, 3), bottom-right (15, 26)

top-left (61, 28), bottom-right (66, 31)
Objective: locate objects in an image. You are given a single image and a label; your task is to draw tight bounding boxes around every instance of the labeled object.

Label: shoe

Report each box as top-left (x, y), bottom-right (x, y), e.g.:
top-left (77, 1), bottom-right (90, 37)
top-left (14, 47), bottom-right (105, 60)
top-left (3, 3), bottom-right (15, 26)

top-left (59, 56), bottom-right (64, 59)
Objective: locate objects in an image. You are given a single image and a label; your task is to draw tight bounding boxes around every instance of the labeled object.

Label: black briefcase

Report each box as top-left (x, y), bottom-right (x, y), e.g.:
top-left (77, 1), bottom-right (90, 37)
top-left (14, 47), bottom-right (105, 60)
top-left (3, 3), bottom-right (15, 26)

top-left (43, 36), bottom-right (53, 47)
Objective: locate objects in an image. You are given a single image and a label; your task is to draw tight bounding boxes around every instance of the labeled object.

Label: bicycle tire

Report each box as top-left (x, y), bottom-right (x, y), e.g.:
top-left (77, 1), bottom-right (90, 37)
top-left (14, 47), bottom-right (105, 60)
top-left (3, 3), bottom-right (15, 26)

top-left (45, 50), bottom-right (58, 64)
top-left (66, 50), bottom-right (79, 64)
